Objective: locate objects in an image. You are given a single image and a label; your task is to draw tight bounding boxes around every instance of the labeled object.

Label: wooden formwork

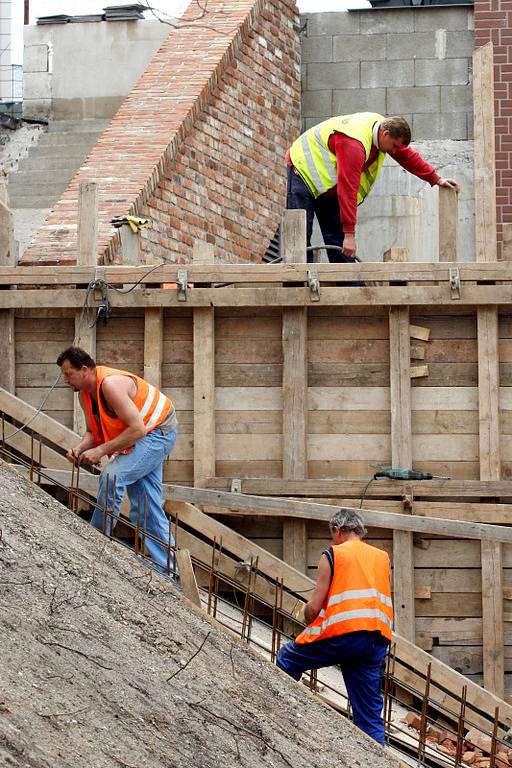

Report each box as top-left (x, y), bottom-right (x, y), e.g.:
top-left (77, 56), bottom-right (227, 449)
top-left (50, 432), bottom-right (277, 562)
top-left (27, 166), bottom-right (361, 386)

top-left (1, 41), bottom-right (511, 703)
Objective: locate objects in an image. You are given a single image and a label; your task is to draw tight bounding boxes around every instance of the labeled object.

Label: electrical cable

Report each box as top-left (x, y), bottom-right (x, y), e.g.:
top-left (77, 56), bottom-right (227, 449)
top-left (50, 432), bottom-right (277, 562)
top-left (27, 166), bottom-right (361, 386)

top-left (2, 262), bottom-right (166, 440)
top-left (359, 476), bottom-right (377, 509)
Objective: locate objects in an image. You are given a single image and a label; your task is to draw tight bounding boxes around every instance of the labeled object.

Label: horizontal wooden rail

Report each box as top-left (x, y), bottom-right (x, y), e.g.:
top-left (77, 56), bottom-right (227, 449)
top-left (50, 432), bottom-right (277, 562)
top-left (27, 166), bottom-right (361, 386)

top-left (165, 485), bottom-right (512, 543)
top-left (2, 284), bottom-right (512, 308)
top-left (204, 477), bottom-right (512, 499)
top-left (1, 262), bottom-right (512, 284)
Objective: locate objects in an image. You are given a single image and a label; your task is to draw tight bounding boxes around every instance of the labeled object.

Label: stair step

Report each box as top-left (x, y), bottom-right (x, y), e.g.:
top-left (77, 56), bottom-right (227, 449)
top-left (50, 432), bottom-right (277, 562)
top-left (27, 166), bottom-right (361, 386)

top-left (18, 156), bottom-right (85, 172)
top-left (37, 133), bottom-right (99, 147)
top-left (9, 196), bottom-right (60, 209)
top-left (47, 119), bottom-right (109, 133)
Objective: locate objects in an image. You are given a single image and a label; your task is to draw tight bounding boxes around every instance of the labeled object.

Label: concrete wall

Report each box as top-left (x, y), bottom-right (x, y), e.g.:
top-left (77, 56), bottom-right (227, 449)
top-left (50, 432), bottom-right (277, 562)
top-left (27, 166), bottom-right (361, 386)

top-left (0, 0), bottom-right (12, 103)
top-left (302, 7), bottom-right (475, 262)
top-left (23, 20), bottom-right (170, 120)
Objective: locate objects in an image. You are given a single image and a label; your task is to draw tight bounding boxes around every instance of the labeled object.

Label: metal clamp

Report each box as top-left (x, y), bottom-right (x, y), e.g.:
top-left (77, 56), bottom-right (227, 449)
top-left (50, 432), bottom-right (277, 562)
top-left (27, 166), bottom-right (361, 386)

top-left (177, 268), bottom-right (188, 301)
top-left (230, 478), bottom-right (242, 494)
top-left (308, 269), bottom-right (321, 301)
top-left (449, 266), bottom-right (460, 300)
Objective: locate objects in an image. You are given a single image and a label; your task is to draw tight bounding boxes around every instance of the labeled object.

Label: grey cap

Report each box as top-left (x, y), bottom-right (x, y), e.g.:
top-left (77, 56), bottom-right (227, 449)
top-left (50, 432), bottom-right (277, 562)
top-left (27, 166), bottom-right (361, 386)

top-left (329, 508), bottom-right (366, 537)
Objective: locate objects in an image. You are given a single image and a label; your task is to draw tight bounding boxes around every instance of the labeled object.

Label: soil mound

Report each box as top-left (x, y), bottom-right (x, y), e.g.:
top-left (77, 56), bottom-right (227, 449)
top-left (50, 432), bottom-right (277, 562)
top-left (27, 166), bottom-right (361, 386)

top-left (0, 461), bottom-right (403, 768)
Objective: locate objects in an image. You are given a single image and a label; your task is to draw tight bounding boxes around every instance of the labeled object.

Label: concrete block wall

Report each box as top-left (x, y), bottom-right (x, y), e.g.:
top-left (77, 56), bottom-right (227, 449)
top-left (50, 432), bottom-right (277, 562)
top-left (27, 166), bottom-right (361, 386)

top-left (21, 0), bottom-right (300, 266)
top-left (301, 6), bottom-right (474, 141)
top-left (474, 0), bottom-right (512, 260)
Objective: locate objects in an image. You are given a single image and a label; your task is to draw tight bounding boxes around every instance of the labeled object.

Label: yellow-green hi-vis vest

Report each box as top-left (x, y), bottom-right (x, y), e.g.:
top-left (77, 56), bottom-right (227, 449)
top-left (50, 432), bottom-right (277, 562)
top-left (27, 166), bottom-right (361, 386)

top-left (289, 112), bottom-right (386, 204)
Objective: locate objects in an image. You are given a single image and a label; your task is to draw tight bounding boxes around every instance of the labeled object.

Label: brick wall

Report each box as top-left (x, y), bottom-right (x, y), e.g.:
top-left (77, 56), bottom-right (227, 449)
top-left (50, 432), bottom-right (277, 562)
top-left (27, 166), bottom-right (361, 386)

top-left (301, 7), bottom-right (474, 141)
top-left (474, 0), bottom-right (512, 260)
top-left (22, 0), bottom-right (300, 266)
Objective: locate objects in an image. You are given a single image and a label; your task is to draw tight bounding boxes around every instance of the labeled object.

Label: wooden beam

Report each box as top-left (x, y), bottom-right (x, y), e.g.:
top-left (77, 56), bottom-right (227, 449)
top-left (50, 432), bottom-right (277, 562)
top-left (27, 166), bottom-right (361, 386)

top-left (119, 224), bottom-right (140, 265)
top-left (5, 261), bottom-right (512, 285)
top-left (438, 187), bottom-right (459, 262)
top-left (144, 308), bottom-right (163, 388)
top-left (281, 210), bottom-right (308, 573)
top-left (474, 40), bottom-right (504, 699)
top-left (0, 387), bottom-right (79, 450)
top-left (74, 182), bottom-right (98, 435)
top-left (388, 246), bottom-right (415, 642)
top-left (163, 485), bottom-right (512, 544)
top-left (203, 476), bottom-right (512, 499)
top-left (383, 247), bottom-right (409, 263)
top-left (474, 43), bottom-right (497, 263)
top-left (193, 242), bottom-right (215, 486)
top-left (6, 283), bottom-right (512, 309)
top-left (0, 194), bottom-right (15, 393)
top-left (175, 548), bottom-right (202, 608)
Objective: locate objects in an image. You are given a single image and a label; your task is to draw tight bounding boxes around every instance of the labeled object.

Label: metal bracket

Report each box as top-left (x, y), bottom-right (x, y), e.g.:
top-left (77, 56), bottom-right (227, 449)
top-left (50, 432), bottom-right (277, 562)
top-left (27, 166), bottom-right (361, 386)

top-left (177, 268), bottom-right (188, 301)
top-left (308, 269), bottom-right (321, 301)
top-left (230, 478), bottom-right (242, 494)
top-left (449, 266), bottom-right (460, 300)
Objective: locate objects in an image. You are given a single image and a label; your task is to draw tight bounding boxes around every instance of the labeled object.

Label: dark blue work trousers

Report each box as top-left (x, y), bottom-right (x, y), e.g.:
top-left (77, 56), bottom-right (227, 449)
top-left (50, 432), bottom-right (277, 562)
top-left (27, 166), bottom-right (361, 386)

top-left (276, 630), bottom-right (389, 745)
top-left (286, 165), bottom-right (352, 265)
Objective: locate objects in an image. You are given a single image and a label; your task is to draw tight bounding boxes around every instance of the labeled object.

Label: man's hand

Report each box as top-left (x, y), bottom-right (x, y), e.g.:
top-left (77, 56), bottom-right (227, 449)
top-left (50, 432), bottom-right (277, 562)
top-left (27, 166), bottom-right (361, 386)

top-left (437, 177), bottom-right (460, 193)
top-left (78, 446), bottom-right (105, 466)
top-left (342, 233), bottom-right (357, 258)
top-left (66, 447), bottom-right (81, 464)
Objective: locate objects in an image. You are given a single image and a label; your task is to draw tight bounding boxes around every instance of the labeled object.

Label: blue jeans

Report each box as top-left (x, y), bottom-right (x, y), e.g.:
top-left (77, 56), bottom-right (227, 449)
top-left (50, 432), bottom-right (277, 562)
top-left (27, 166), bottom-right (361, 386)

top-left (92, 427), bottom-right (178, 572)
top-left (276, 630), bottom-right (389, 744)
top-left (286, 165), bottom-right (350, 264)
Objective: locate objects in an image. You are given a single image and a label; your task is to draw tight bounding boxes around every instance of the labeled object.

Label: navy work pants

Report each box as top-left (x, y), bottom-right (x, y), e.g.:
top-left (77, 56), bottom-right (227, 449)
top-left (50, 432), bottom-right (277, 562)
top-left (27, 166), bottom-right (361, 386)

top-left (276, 630), bottom-right (389, 744)
top-left (286, 165), bottom-right (352, 265)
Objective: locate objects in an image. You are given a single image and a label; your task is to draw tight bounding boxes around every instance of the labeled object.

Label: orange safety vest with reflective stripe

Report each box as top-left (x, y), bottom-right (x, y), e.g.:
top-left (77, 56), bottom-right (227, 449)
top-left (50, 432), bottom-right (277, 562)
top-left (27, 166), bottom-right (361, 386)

top-left (82, 365), bottom-right (173, 455)
top-left (296, 539), bottom-right (393, 645)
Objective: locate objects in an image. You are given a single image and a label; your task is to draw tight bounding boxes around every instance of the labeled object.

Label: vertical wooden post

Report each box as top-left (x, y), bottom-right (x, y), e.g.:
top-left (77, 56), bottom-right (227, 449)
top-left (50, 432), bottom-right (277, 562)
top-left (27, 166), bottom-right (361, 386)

top-left (474, 43), bottom-right (497, 264)
top-left (474, 41), bottom-right (504, 698)
top-left (193, 241), bottom-right (215, 486)
top-left (281, 210), bottom-right (308, 573)
top-left (120, 225), bottom-right (141, 265)
top-left (387, 247), bottom-right (415, 642)
top-left (0, 185), bottom-right (15, 393)
top-left (438, 187), bottom-right (459, 262)
top-left (390, 307), bottom-right (415, 642)
top-left (74, 182), bottom-right (98, 435)
top-left (144, 308), bottom-right (163, 389)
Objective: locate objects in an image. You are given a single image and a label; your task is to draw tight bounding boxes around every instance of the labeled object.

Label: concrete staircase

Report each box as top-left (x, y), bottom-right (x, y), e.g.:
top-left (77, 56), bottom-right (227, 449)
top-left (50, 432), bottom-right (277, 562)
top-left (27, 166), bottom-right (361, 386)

top-left (7, 119), bottom-right (108, 255)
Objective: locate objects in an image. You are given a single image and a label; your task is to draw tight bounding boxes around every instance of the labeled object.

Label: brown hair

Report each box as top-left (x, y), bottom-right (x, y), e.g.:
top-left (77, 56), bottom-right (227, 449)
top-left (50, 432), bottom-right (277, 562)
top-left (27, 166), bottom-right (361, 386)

top-left (380, 116), bottom-right (411, 146)
top-left (56, 346), bottom-right (96, 370)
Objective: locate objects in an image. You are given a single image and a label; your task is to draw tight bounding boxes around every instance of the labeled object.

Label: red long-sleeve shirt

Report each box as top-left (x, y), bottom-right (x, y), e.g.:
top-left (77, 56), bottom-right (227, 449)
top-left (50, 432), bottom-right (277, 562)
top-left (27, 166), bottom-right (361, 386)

top-left (287, 132), bottom-right (440, 234)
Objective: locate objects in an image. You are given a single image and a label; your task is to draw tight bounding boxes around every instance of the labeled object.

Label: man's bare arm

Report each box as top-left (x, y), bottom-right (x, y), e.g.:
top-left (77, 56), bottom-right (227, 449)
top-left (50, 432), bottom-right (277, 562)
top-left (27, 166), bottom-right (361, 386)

top-left (79, 376), bottom-right (146, 464)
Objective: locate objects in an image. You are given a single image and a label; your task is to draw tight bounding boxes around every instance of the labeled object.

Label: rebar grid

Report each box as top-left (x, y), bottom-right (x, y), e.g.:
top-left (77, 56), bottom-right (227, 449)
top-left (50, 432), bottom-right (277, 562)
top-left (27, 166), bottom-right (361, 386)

top-left (0, 429), bottom-right (509, 767)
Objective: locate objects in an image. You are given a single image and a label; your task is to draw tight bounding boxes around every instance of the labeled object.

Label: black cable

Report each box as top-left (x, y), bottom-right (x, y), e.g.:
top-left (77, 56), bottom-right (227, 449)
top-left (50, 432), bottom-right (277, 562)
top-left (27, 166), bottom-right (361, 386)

top-left (359, 476), bottom-right (377, 509)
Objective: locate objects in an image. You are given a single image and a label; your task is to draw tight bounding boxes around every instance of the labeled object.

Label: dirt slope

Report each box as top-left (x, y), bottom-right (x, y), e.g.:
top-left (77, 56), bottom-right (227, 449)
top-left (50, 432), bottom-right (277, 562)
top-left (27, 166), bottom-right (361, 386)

top-left (0, 461), bottom-right (403, 768)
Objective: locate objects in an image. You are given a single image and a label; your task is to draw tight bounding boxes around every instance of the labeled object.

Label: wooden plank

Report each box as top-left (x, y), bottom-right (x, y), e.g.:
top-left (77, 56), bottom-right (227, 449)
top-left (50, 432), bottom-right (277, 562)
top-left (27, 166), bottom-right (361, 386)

top-left (74, 182), bottom-right (98, 435)
top-left (410, 324), bottom-right (431, 342)
top-left (474, 39), bottom-right (504, 699)
top-left (192, 242), bottom-right (215, 486)
top-left (503, 223), bottom-right (512, 262)
top-left (175, 548), bottom-right (201, 608)
top-left (6, 284), bottom-right (512, 309)
top-left (5, 261), bottom-right (512, 284)
top-left (0, 195), bottom-right (15, 393)
top-left (164, 484), bottom-right (512, 544)
top-left (281, 210), bottom-right (308, 574)
top-left (474, 43), bottom-right (497, 263)
top-left (438, 187), bottom-right (459, 263)
top-left (204, 476), bottom-right (512, 498)
top-left (389, 299), bottom-right (415, 643)
top-left (0, 387), bottom-right (79, 450)
top-left (144, 308), bottom-right (163, 388)
top-left (383, 247), bottom-right (409, 262)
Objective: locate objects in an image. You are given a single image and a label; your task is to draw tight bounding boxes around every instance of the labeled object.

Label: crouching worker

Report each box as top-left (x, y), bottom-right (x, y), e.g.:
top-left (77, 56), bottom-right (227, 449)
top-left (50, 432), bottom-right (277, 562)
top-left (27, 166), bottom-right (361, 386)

top-left (276, 509), bottom-right (392, 745)
top-left (57, 347), bottom-right (178, 576)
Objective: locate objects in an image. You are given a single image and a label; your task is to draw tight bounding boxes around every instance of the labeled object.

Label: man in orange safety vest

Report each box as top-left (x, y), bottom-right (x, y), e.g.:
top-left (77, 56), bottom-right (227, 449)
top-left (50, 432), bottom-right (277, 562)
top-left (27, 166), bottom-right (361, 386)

top-left (277, 508), bottom-right (392, 744)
